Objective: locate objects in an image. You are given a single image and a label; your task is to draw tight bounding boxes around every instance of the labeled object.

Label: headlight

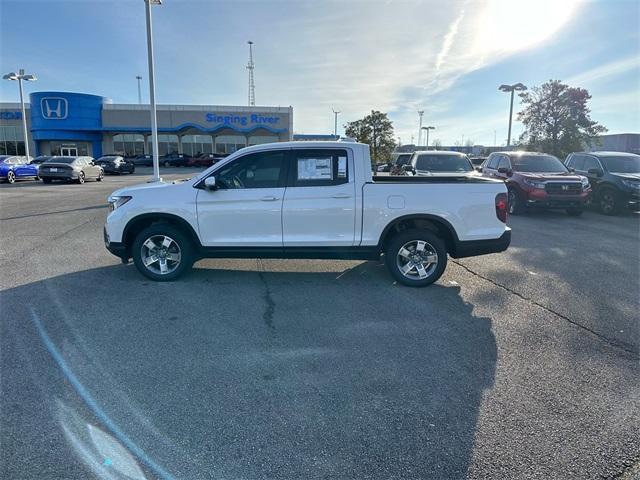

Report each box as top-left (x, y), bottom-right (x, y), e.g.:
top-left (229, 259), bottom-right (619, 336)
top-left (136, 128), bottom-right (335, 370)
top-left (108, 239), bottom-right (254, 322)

top-left (621, 179), bottom-right (640, 189)
top-left (580, 176), bottom-right (590, 189)
top-left (107, 195), bottom-right (132, 211)
top-left (523, 178), bottom-right (546, 189)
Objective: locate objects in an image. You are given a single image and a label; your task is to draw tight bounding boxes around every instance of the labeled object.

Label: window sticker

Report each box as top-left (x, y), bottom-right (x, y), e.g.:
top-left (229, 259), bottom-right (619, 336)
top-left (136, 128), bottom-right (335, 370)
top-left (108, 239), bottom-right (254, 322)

top-left (297, 157), bottom-right (333, 180)
top-left (337, 156), bottom-right (347, 178)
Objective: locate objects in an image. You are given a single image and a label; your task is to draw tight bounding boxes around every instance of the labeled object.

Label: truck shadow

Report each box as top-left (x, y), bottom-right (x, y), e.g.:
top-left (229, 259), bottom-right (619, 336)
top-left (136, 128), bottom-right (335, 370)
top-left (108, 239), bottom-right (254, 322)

top-left (1, 263), bottom-right (496, 479)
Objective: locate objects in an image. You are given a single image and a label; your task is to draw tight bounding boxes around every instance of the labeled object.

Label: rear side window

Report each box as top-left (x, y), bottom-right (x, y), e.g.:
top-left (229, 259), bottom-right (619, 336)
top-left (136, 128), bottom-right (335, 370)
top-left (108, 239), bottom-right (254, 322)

top-left (290, 149), bottom-right (349, 187)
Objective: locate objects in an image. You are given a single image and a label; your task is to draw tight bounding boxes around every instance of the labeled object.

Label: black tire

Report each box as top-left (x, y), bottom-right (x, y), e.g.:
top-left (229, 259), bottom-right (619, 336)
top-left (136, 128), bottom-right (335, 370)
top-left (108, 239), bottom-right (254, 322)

top-left (130, 166), bottom-right (135, 174)
top-left (597, 187), bottom-right (620, 215)
top-left (566, 208), bottom-right (583, 216)
top-left (77, 171), bottom-right (85, 184)
top-left (6, 171), bottom-right (16, 184)
top-left (42, 178), bottom-right (52, 184)
top-left (384, 229), bottom-right (447, 287)
top-left (97, 170), bottom-right (104, 182)
top-left (164, 161), bottom-right (171, 168)
top-left (507, 188), bottom-right (523, 215)
top-left (132, 224), bottom-right (194, 282)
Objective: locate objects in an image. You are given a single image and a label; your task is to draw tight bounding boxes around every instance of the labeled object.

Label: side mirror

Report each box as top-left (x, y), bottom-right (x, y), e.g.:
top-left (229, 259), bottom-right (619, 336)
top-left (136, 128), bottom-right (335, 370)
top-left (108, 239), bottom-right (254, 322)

top-left (568, 167), bottom-right (575, 172)
top-left (497, 167), bottom-right (512, 176)
top-left (401, 164), bottom-right (414, 174)
top-left (587, 168), bottom-right (603, 177)
top-left (204, 176), bottom-right (217, 190)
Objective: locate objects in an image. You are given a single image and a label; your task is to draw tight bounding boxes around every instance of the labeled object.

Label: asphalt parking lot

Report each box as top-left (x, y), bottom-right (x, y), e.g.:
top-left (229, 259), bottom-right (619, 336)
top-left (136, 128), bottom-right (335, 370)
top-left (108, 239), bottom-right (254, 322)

top-left (1, 168), bottom-right (639, 479)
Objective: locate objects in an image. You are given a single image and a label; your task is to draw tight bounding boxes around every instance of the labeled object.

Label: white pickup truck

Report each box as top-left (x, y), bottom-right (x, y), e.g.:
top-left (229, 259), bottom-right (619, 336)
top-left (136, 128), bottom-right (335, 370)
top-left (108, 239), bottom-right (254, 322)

top-left (104, 141), bottom-right (510, 287)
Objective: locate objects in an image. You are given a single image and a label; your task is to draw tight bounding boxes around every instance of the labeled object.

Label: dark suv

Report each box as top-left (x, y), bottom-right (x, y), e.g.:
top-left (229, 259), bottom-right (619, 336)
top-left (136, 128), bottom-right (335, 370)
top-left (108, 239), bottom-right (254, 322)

top-left (482, 151), bottom-right (590, 216)
top-left (565, 151), bottom-right (640, 215)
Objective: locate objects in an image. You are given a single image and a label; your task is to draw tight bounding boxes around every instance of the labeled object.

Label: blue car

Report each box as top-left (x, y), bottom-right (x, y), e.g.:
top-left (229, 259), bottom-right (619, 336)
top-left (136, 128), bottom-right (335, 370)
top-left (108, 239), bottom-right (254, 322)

top-left (0, 155), bottom-right (39, 184)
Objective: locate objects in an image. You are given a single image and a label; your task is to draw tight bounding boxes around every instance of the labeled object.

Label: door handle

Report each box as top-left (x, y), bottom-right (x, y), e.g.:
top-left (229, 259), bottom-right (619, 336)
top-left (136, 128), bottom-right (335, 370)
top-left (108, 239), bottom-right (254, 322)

top-left (260, 196), bottom-right (278, 201)
top-left (332, 194), bottom-right (352, 199)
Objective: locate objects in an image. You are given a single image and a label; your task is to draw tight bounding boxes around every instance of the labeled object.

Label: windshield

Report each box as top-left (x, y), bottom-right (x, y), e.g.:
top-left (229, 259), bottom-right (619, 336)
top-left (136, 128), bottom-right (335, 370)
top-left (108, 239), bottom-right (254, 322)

top-left (600, 155), bottom-right (640, 173)
top-left (414, 154), bottom-right (473, 172)
top-left (395, 154), bottom-right (412, 166)
top-left (47, 157), bottom-right (76, 164)
top-left (511, 154), bottom-right (567, 173)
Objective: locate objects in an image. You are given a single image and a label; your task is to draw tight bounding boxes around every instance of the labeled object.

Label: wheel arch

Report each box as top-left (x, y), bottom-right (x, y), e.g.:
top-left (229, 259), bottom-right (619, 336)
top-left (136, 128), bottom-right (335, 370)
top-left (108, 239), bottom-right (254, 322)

top-left (378, 214), bottom-right (460, 255)
top-left (122, 213), bottom-right (201, 257)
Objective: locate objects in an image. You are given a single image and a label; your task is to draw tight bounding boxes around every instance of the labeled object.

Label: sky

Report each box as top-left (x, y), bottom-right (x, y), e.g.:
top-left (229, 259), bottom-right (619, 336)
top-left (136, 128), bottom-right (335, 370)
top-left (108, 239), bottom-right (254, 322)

top-left (0, 0), bottom-right (638, 146)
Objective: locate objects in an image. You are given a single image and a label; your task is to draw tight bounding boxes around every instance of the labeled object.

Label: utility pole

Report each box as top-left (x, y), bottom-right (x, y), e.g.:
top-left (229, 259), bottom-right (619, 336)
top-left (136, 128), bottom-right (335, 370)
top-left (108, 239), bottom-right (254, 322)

top-left (247, 41), bottom-right (255, 106)
top-left (494, 130), bottom-right (497, 146)
top-left (2, 69), bottom-right (36, 159)
top-left (144, 0), bottom-right (162, 182)
top-left (332, 109), bottom-right (340, 137)
top-left (136, 75), bottom-right (142, 104)
top-left (417, 110), bottom-right (424, 146)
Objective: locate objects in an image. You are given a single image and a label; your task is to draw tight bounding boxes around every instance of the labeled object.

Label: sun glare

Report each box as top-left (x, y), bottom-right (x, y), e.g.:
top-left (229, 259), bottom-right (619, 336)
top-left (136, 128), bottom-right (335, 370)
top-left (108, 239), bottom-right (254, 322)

top-left (476, 0), bottom-right (580, 54)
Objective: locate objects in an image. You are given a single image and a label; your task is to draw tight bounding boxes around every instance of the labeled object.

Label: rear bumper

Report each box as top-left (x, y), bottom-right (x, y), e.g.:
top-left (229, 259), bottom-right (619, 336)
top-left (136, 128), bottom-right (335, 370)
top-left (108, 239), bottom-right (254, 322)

top-left (39, 171), bottom-right (77, 179)
top-left (452, 229), bottom-right (511, 258)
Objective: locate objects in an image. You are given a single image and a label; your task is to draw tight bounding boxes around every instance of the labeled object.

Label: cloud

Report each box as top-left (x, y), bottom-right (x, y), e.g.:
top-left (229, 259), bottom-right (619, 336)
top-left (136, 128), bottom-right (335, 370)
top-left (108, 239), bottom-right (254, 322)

top-left (565, 55), bottom-right (640, 87)
top-left (436, 9), bottom-right (466, 71)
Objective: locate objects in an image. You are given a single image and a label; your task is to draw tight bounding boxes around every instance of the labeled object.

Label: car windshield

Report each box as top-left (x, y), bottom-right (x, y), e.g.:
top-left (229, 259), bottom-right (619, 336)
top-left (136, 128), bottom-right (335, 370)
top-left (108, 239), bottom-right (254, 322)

top-left (414, 154), bottom-right (473, 172)
top-left (511, 154), bottom-right (567, 173)
top-left (47, 157), bottom-right (76, 164)
top-left (600, 155), bottom-right (640, 173)
top-left (395, 154), bottom-right (412, 166)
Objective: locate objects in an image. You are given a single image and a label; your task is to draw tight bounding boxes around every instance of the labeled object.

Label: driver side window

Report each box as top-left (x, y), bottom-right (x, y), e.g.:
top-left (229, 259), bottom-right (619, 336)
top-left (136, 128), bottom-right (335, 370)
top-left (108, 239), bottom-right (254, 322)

top-left (497, 156), bottom-right (511, 170)
top-left (215, 150), bottom-right (287, 189)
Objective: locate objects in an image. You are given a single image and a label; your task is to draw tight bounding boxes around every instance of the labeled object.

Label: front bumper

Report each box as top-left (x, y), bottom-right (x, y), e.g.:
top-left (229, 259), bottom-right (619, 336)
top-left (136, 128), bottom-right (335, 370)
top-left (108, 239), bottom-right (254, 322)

top-left (451, 229), bottom-right (511, 259)
top-left (525, 189), bottom-right (589, 209)
top-left (104, 227), bottom-right (127, 259)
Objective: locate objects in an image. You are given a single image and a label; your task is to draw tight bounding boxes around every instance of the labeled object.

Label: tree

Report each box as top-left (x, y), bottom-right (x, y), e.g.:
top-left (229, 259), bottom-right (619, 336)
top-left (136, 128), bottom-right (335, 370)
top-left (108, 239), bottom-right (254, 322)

top-left (432, 138), bottom-right (442, 148)
top-left (345, 110), bottom-right (396, 165)
top-left (517, 80), bottom-right (607, 158)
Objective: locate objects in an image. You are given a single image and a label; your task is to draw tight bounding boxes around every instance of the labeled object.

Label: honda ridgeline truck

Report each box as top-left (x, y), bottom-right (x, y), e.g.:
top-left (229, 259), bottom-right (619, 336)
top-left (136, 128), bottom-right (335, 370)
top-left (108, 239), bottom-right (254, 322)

top-left (104, 141), bottom-right (511, 287)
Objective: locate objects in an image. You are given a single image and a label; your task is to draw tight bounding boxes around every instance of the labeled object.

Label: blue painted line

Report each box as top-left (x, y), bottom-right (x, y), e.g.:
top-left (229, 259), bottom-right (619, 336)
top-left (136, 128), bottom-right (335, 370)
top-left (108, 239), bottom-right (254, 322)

top-left (30, 308), bottom-right (176, 480)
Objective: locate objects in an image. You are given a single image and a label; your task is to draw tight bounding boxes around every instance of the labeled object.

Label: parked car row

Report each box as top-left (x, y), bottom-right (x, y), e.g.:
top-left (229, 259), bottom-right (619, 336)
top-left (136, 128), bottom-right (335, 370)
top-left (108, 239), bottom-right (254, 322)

top-left (381, 149), bottom-right (639, 216)
top-left (128, 152), bottom-right (226, 168)
top-left (0, 155), bottom-right (105, 184)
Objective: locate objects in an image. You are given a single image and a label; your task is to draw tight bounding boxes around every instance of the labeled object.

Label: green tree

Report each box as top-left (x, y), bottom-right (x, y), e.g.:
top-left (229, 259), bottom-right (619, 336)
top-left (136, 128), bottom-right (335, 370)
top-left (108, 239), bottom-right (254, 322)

top-left (345, 110), bottom-right (396, 165)
top-left (517, 80), bottom-right (607, 158)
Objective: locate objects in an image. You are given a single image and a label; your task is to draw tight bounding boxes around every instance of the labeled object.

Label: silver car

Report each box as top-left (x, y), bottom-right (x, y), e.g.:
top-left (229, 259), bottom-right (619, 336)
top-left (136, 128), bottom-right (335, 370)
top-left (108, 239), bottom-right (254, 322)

top-left (39, 156), bottom-right (104, 184)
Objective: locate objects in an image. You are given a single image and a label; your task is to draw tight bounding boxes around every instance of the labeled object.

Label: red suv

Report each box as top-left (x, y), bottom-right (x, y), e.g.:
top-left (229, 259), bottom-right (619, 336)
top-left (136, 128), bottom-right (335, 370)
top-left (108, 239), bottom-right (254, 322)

top-left (482, 151), bottom-right (591, 216)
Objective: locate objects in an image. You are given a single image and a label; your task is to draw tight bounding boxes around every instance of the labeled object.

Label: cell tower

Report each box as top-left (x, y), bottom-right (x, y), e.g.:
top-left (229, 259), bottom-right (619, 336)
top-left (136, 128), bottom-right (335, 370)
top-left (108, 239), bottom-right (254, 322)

top-left (247, 41), bottom-right (255, 106)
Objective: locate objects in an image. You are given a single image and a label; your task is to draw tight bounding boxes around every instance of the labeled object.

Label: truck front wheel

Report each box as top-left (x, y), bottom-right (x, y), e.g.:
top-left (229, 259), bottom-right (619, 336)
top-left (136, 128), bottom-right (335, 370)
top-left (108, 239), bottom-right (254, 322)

top-left (385, 229), bottom-right (447, 287)
top-left (132, 224), bottom-right (194, 281)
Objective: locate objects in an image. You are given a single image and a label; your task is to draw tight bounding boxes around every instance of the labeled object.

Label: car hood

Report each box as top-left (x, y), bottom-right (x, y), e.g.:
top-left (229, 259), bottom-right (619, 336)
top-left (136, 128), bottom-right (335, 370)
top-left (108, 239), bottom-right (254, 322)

top-left (518, 172), bottom-right (582, 181)
top-left (108, 179), bottom-right (192, 199)
top-left (610, 173), bottom-right (640, 181)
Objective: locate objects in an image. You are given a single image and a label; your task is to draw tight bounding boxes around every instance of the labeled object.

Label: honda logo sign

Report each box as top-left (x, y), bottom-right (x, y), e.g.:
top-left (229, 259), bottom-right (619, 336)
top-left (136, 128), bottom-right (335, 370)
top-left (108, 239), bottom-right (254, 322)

top-left (41, 97), bottom-right (68, 120)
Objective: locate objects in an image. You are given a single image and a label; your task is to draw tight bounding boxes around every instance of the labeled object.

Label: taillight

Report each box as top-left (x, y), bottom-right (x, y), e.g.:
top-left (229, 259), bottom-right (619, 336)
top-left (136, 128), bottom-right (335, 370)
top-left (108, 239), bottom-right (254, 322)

top-left (495, 193), bottom-right (508, 223)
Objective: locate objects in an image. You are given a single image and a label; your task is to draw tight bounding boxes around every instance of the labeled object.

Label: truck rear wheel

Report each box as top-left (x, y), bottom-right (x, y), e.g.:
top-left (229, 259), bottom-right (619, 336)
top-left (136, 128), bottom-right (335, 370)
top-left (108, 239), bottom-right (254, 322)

top-left (132, 224), bottom-right (194, 281)
top-left (385, 229), bottom-right (447, 287)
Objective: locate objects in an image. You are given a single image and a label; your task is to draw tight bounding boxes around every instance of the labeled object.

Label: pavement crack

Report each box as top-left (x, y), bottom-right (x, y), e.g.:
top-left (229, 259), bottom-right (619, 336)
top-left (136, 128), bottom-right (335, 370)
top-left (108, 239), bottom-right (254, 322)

top-left (257, 260), bottom-right (276, 331)
top-left (451, 260), bottom-right (638, 357)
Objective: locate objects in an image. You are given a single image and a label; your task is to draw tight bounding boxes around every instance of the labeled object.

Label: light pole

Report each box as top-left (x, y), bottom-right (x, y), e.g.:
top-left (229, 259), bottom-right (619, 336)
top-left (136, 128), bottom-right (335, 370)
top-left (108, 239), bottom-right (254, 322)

top-left (417, 110), bottom-right (424, 146)
top-left (136, 75), bottom-right (143, 104)
top-left (421, 126), bottom-right (435, 150)
top-left (145, 0), bottom-right (162, 182)
top-left (3, 69), bottom-right (36, 159)
top-left (499, 82), bottom-right (527, 147)
top-left (332, 109), bottom-right (340, 138)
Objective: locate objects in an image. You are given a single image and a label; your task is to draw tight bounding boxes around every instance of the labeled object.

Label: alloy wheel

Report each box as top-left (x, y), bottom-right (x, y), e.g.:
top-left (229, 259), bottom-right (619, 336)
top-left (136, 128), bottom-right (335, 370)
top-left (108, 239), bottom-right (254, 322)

top-left (140, 235), bottom-right (182, 275)
top-left (7, 171), bottom-right (15, 184)
top-left (600, 192), bottom-right (615, 214)
top-left (395, 240), bottom-right (438, 280)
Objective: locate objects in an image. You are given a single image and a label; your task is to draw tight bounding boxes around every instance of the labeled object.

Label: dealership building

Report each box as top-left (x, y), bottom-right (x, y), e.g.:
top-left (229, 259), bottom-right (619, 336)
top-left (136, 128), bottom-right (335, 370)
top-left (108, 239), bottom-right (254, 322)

top-left (0, 91), bottom-right (293, 158)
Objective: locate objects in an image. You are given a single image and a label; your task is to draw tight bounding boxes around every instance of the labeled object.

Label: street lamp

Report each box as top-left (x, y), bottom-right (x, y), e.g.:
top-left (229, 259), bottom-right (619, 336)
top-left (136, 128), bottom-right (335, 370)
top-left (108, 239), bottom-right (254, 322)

top-left (499, 82), bottom-right (527, 147)
top-left (417, 110), bottom-right (424, 146)
top-left (332, 108), bottom-right (340, 138)
top-left (144, 0), bottom-right (162, 182)
top-left (421, 126), bottom-right (435, 150)
top-left (3, 69), bottom-right (36, 159)
top-left (136, 75), bottom-right (143, 104)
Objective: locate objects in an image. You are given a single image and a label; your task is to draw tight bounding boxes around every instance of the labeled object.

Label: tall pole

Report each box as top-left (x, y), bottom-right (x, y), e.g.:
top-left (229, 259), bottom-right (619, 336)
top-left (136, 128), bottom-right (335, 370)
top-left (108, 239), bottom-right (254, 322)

top-left (494, 130), bottom-right (497, 146)
top-left (136, 75), bottom-right (142, 104)
top-left (507, 89), bottom-right (515, 147)
top-left (247, 41), bottom-right (255, 106)
top-left (417, 110), bottom-right (424, 146)
top-left (425, 128), bottom-right (430, 150)
top-left (332, 109), bottom-right (340, 137)
top-left (145, 0), bottom-right (161, 182)
top-left (17, 71), bottom-right (29, 159)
